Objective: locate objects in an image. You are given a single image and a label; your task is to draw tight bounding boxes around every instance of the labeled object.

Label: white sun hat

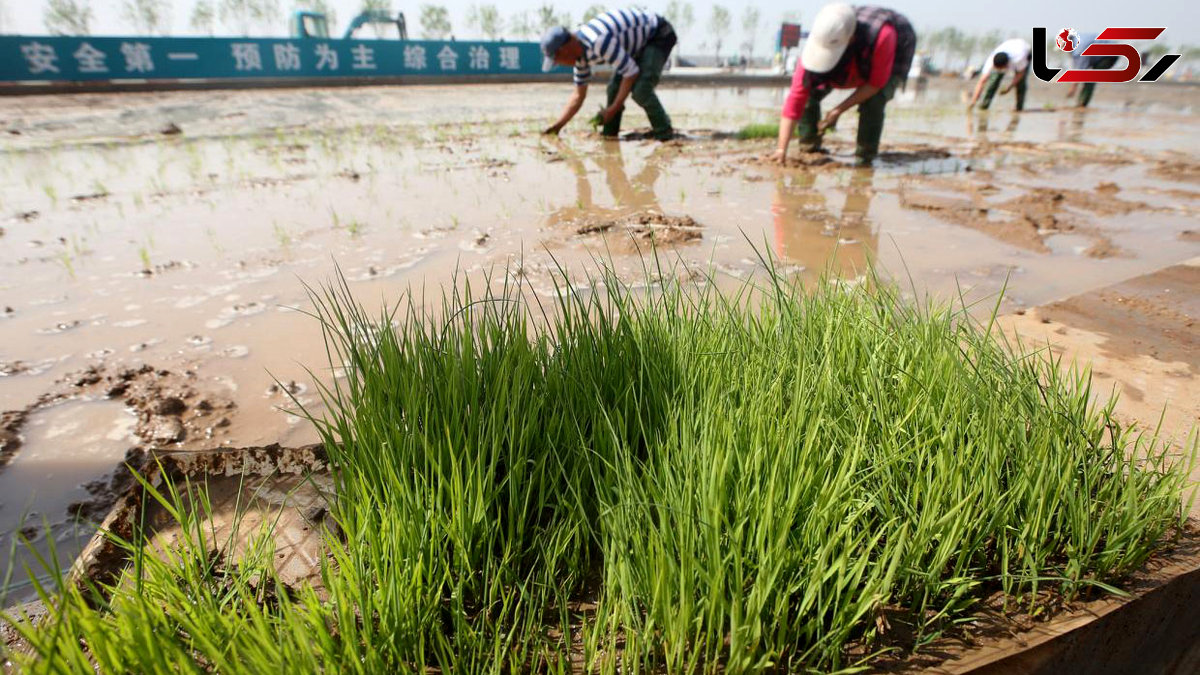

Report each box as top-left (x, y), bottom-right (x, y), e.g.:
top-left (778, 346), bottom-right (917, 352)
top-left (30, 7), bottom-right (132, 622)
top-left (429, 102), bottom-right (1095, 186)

top-left (802, 3), bottom-right (857, 74)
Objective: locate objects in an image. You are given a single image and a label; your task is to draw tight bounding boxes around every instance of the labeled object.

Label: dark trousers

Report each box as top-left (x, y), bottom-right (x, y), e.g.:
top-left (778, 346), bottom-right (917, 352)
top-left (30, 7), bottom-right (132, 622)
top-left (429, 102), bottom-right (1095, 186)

top-left (1077, 55), bottom-right (1118, 107)
top-left (980, 60), bottom-right (1030, 111)
top-left (795, 75), bottom-right (901, 164)
top-left (604, 20), bottom-right (676, 138)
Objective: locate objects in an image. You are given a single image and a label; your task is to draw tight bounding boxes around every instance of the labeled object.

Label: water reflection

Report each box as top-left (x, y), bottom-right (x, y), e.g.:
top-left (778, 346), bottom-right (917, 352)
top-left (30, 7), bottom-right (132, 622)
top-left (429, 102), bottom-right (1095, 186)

top-left (1057, 108), bottom-right (1087, 143)
top-left (968, 109), bottom-right (1022, 143)
top-left (547, 141), bottom-right (668, 224)
top-left (771, 170), bottom-right (878, 279)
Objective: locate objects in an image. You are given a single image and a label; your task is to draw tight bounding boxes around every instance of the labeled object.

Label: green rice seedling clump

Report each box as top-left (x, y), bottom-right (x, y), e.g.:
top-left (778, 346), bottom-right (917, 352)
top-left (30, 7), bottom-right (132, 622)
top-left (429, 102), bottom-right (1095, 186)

top-left (736, 122), bottom-right (781, 140)
top-left (6, 259), bottom-right (1193, 674)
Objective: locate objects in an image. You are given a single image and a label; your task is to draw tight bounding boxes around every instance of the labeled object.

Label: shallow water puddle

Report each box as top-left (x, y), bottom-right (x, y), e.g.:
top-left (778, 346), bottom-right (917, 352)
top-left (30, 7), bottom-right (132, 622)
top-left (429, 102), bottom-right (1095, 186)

top-left (0, 81), bottom-right (1197, 586)
top-left (0, 399), bottom-right (135, 603)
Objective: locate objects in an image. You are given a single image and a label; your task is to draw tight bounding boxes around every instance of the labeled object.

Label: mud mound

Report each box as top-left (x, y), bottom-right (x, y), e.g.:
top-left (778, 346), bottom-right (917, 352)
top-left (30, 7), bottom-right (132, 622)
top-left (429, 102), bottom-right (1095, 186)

top-left (899, 181), bottom-right (1135, 258)
top-left (997, 186), bottom-right (1149, 218)
top-left (575, 213), bottom-right (703, 245)
top-left (1, 364), bottom-right (240, 543)
top-left (1152, 159), bottom-right (1200, 184)
top-left (0, 410), bottom-right (27, 471)
top-left (1, 364), bottom-right (238, 468)
top-left (875, 145), bottom-right (954, 165)
top-left (743, 151), bottom-right (836, 169)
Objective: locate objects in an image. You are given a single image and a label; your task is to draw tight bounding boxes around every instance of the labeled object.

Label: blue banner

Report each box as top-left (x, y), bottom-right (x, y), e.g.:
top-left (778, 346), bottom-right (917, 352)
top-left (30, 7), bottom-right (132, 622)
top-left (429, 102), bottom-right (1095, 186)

top-left (0, 36), bottom-right (554, 83)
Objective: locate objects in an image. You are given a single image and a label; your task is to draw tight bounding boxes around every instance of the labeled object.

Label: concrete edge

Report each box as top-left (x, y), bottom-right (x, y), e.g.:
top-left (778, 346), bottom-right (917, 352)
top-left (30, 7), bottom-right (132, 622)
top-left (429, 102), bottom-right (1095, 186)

top-left (67, 443), bottom-right (328, 596)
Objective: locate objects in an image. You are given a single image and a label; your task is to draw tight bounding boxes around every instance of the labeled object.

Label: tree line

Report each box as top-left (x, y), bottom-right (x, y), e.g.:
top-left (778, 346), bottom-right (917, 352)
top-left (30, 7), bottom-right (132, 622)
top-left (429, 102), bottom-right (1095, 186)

top-left (16, 0), bottom-right (1200, 76)
top-left (24, 0), bottom-right (771, 61)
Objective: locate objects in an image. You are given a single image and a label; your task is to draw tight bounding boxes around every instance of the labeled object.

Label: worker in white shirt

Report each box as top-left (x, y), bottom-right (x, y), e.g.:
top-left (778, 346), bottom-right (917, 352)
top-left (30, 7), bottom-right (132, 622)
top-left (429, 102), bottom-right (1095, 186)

top-left (968, 38), bottom-right (1031, 111)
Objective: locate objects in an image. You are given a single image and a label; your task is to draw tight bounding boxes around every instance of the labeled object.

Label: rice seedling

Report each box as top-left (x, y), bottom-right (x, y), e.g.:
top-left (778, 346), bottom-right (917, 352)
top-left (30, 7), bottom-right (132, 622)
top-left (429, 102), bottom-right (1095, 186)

top-left (273, 222), bottom-right (293, 249)
top-left (737, 123), bottom-right (781, 140)
top-left (137, 245), bottom-right (152, 273)
top-left (56, 250), bottom-right (75, 279)
top-left (4, 254), bottom-right (1193, 674)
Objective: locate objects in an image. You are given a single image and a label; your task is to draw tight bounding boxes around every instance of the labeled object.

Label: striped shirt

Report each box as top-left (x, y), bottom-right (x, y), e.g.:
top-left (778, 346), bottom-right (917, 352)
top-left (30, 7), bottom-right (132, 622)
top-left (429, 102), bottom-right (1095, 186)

top-left (573, 8), bottom-right (660, 86)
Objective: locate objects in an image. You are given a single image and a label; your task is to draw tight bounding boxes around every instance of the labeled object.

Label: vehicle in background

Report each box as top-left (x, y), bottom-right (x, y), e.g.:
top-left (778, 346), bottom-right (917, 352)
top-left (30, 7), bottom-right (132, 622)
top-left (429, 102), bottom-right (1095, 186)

top-left (292, 10), bottom-right (409, 41)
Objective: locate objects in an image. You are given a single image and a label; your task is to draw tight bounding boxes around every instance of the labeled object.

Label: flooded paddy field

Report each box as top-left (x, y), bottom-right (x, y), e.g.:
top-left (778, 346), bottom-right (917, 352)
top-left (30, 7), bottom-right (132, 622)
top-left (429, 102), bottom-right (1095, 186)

top-left (1, 79), bottom-right (1198, 601)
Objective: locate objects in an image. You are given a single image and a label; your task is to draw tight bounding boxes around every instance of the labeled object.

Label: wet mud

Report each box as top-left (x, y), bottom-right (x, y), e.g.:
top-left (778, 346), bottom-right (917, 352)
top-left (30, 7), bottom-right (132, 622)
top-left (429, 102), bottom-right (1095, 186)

top-left (575, 212), bottom-right (703, 245)
top-left (0, 363), bottom-right (235, 599)
top-left (897, 178), bottom-right (1161, 258)
top-left (1, 80), bottom-right (1198, 600)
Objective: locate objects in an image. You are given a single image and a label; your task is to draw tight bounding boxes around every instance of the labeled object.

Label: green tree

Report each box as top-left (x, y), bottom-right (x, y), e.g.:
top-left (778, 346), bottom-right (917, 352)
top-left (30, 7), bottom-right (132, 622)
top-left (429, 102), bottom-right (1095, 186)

top-left (122, 0), bottom-right (172, 35)
top-left (509, 10), bottom-right (535, 40)
top-left (581, 4), bottom-right (605, 23)
top-left (295, 0), bottom-right (336, 33)
top-left (419, 4), bottom-right (451, 39)
top-left (936, 27), bottom-right (962, 71)
top-left (959, 33), bottom-right (980, 72)
top-left (663, 0), bottom-right (694, 65)
top-left (708, 4), bottom-right (730, 62)
top-left (663, 0), bottom-right (694, 35)
top-left (466, 3), bottom-right (502, 40)
top-left (190, 0), bottom-right (215, 33)
top-left (220, 0), bottom-right (279, 35)
top-left (740, 5), bottom-right (759, 60)
top-left (535, 3), bottom-right (569, 32)
top-left (44, 0), bottom-right (93, 35)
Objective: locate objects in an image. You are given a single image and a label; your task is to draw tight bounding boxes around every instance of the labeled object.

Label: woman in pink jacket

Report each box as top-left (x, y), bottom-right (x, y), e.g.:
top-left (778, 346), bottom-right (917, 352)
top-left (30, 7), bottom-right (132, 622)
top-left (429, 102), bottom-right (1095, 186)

top-left (770, 4), bottom-right (916, 166)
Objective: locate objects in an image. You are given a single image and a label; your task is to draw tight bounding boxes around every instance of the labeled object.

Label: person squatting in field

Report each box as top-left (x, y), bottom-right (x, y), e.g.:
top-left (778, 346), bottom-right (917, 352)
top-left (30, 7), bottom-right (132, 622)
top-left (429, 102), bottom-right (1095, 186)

top-left (769, 3), bottom-right (917, 166)
top-left (1064, 32), bottom-right (1120, 108)
top-left (540, 8), bottom-right (677, 140)
top-left (969, 38), bottom-right (1032, 111)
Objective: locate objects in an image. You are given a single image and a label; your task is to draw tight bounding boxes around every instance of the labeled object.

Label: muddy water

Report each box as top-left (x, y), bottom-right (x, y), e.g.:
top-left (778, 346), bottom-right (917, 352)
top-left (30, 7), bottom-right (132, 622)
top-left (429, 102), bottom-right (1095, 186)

top-left (1, 80), bottom-right (1198, 590)
top-left (0, 400), bottom-right (135, 603)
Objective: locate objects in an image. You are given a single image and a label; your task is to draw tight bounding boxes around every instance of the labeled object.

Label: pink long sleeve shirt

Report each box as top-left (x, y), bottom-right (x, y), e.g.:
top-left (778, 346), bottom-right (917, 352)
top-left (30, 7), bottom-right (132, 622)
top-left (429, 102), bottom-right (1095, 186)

top-left (782, 24), bottom-right (898, 120)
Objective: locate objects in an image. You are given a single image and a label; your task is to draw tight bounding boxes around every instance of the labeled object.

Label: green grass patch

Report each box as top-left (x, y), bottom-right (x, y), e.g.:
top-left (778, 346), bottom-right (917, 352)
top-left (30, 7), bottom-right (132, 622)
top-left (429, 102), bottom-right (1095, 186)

top-left (5, 257), bottom-right (1194, 673)
top-left (736, 122), bottom-right (780, 140)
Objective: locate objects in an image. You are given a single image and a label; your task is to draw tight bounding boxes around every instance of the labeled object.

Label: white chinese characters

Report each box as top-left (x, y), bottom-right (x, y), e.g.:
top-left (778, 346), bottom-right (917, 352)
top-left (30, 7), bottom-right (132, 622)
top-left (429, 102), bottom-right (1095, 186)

top-left (437, 45), bottom-right (459, 71)
top-left (315, 44), bottom-right (339, 71)
top-left (404, 45), bottom-right (427, 71)
top-left (468, 46), bottom-right (490, 70)
top-left (121, 42), bottom-right (154, 73)
top-left (274, 43), bottom-right (302, 71)
top-left (352, 45), bottom-right (377, 70)
top-left (73, 42), bottom-right (108, 73)
top-left (231, 43), bottom-right (263, 71)
top-left (498, 46), bottom-right (521, 71)
top-left (21, 42), bottom-right (60, 74)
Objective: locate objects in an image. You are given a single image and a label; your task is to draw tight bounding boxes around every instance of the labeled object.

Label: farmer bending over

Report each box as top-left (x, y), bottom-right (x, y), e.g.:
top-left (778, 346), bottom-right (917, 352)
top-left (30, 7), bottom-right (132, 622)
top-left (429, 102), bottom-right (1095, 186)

top-left (540, 8), bottom-right (677, 140)
top-left (770, 3), bottom-right (917, 166)
top-left (969, 38), bottom-right (1032, 111)
top-left (1064, 32), bottom-right (1119, 108)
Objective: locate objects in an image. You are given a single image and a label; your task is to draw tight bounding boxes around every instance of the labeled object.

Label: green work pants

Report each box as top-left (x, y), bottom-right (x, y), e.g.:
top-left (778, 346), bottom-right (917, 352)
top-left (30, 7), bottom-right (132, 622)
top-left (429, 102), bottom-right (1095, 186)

top-left (979, 61), bottom-right (1029, 111)
top-left (795, 75), bottom-right (901, 164)
top-left (1076, 56), bottom-right (1118, 107)
top-left (604, 42), bottom-right (674, 138)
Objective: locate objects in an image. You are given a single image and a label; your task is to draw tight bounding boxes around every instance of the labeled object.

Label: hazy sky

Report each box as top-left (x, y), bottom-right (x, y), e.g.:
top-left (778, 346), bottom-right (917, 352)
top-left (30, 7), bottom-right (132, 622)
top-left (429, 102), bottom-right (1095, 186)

top-left (2, 0), bottom-right (1196, 55)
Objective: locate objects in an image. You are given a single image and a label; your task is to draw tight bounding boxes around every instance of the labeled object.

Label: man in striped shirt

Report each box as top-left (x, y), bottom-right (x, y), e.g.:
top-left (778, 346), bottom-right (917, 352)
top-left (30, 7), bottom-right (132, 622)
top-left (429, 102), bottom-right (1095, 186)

top-left (540, 8), bottom-right (677, 140)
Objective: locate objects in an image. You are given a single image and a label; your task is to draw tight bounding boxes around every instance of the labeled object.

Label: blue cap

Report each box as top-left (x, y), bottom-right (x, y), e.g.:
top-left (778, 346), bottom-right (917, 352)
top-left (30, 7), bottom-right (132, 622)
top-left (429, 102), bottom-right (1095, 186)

top-left (540, 26), bottom-right (571, 72)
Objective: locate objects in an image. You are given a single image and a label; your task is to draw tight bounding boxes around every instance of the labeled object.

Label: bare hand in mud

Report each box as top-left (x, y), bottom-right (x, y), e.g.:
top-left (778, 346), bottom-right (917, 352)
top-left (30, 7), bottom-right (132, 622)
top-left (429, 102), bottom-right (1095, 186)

top-left (542, 124), bottom-right (562, 136)
top-left (817, 110), bottom-right (841, 134)
top-left (601, 105), bottom-right (623, 125)
top-left (765, 149), bottom-right (787, 164)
